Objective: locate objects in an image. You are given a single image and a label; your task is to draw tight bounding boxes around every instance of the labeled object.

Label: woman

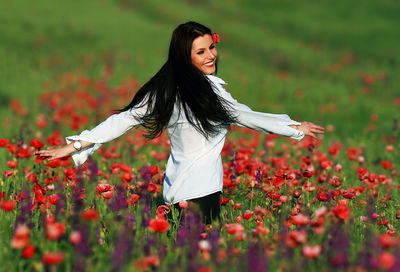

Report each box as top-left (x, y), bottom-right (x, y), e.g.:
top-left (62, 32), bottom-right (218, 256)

top-left (36, 21), bottom-right (324, 224)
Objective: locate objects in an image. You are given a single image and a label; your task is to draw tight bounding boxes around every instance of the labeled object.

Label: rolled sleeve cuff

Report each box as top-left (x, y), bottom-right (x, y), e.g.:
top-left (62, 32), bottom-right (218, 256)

top-left (284, 121), bottom-right (304, 141)
top-left (65, 134), bottom-right (102, 166)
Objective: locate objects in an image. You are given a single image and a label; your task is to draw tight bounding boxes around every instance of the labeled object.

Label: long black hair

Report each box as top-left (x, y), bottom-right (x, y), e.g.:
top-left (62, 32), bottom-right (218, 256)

top-left (119, 21), bottom-right (237, 139)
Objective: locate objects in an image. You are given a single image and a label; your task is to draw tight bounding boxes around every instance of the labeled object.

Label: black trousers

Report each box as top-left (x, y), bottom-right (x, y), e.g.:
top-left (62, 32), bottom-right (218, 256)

top-left (173, 191), bottom-right (221, 225)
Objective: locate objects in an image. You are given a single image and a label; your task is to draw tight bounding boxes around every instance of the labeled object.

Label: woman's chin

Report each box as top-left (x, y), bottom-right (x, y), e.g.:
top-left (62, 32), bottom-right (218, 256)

top-left (202, 67), bottom-right (216, 75)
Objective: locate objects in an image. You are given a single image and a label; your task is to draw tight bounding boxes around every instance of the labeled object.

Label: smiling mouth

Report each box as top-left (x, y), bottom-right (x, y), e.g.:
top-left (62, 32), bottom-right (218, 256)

top-left (204, 61), bottom-right (215, 67)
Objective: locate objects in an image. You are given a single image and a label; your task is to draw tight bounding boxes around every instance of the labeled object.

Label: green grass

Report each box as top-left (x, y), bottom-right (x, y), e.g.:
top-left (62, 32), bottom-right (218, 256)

top-left (1, 0), bottom-right (399, 141)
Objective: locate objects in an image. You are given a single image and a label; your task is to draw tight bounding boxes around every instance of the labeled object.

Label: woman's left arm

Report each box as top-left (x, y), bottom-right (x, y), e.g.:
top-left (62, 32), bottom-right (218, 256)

top-left (216, 85), bottom-right (324, 140)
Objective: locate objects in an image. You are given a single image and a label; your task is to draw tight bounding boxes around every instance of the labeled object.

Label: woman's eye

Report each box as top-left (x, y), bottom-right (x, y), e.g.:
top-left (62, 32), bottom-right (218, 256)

top-left (197, 51), bottom-right (204, 55)
top-left (210, 45), bottom-right (215, 49)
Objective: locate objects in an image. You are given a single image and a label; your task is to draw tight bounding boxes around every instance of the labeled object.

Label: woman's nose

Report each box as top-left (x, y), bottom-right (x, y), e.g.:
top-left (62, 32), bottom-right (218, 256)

top-left (207, 50), bottom-right (215, 59)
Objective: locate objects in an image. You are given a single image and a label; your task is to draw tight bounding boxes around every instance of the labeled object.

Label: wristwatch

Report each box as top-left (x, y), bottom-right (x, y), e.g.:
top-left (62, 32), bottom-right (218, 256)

top-left (73, 140), bottom-right (82, 152)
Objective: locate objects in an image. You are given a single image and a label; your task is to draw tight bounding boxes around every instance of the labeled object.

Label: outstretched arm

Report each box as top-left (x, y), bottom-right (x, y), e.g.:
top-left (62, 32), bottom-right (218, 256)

top-left (35, 106), bottom-right (146, 165)
top-left (35, 140), bottom-right (94, 161)
top-left (214, 82), bottom-right (324, 140)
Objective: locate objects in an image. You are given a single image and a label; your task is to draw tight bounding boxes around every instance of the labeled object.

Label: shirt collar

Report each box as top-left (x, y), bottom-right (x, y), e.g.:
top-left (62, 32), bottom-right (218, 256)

top-left (205, 74), bottom-right (227, 85)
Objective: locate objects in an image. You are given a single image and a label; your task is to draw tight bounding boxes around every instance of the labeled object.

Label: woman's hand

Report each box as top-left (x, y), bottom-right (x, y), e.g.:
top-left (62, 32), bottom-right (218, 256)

top-left (289, 122), bottom-right (325, 139)
top-left (35, 144), bottom-right (75, 161)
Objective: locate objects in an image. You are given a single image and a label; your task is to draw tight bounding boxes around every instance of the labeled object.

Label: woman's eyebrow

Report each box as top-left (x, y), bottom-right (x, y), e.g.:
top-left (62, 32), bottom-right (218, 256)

top-left (194, 43), bottom-right (214, 51)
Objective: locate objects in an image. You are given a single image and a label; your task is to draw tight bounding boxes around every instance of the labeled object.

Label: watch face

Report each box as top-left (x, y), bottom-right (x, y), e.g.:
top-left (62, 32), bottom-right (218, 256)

top-left (74, 141), bottom-right (82, 150)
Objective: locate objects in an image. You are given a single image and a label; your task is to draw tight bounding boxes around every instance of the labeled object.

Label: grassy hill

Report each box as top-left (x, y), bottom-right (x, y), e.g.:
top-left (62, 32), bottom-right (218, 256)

top-left (0, 0), bottom-right (399, 140)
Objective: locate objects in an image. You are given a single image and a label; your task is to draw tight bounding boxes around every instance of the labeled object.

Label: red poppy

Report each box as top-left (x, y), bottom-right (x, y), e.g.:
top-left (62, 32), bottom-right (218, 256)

top-left (11, 225), bottom-right (30, 249)
top-left (347, 147), bottom-right (359, 161)
top-left (303, 170), bottom-right (314, 179)
top-left (225, 223), bottom-right (244, 235)
top-left (118, 163), bottom-right (132, 173)
top-left (242, 210), bottom-right (254, 220)
top-left (148, 217), bottom-right (170, 233)
top-left (379, 234), bottom-right (398, 249)
top-left (95, 184), bottom-right (112, 194)
top-left (101, 191), bottom-right (112, 200)
top-left (7, 161), bottom-right (18, 168)
top-left (379, 252), bottom-right (395, 270)
top-left (3, 170), bottom-right (14, 177)
top-left (342, 191), bottom-right (356, 199)
top-left (381, 160), bottom-right (394, 170)
top-left (220, 198), bottom-right (230, 205)
top-left (26, 171), bottom-right (37, 183)
top-left (69, 231), bottom-right (82, 244)
top-left (122, 172), bottom-right (133, 182)
top-left (198, 267), bottom-right (212, 272)
top-left (0, 138), bottom-right (9, 147)
top-left (328, 143), bottom-right (341, 157)
top-left (315, 206), bottom-right (327, 218)
top-left (22, 244), bottom-right (36, 259)
top-left (1, 199), bottom-right (17, 211)
top-left (317, 192), bottom-right (329, 202)
top-left (331, 204), bottom-right (350, 221)
top-left (48, 194), bottom-right (60, 205)
top-left (46, 130), bottom-right (63, 146)
top-left (302, 245), bottom-right (322, 258)
top-left (7, 144), bottom-right (18, 154)
top-left (42, 252), bottom-right (64, 265)
top-left (256, 226), bottom-right (270, 235)
top-left (16, 148), bottom-right (31, 158)
top-left (386, 145), bottom-right (394, 152)
top-left (45, 159), bottom-right (62, 168)
top-left (149, 165), bottom-right (160, 177)
top-left (36, 114), bottom-right (47, 128)
top-left (144, 255), bottom-right (160, 267)
top-left (291, 213), bottom-right (310, 226)
top-left (147, 182), bottom-right (158, 193)
top-left (82, 209), bottom-right (99, 222)
top-left (156, 205), bottom-right (170, 218)
top-left (47, 222), bottom-right (66, 240)
top-left (179, 200), bottom-right (188, 209)
top-left (124, 194), bottom-right (138, 205)
top-left (29, 139), bottom-right (45, 149)
top-left (286, 230), bottom-right (307, 247)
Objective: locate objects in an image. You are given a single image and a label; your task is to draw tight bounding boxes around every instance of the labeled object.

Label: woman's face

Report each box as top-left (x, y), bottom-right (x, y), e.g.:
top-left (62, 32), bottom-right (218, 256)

top-left (191, 34), bottom-right (218, 75)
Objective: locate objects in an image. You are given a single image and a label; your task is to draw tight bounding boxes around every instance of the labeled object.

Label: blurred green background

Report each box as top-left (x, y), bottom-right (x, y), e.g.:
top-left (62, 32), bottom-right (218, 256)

top-left (1, 0), bottom-right (399, 142)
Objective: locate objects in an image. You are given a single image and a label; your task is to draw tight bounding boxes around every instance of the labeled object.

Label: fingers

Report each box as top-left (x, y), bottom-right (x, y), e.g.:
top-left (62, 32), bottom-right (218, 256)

top-left (35, 150), bottom-right (55, 160)
top-left (302, 122), bottom-right (325, 135)
top-left (308, 132), bottom-right (318, 140)
top-left (311, 127), bottom-right (325, 134)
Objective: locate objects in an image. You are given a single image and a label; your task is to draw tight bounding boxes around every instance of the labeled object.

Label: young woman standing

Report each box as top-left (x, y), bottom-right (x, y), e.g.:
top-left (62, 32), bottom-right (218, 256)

top-left (36, 21), bottom-right (324, 224)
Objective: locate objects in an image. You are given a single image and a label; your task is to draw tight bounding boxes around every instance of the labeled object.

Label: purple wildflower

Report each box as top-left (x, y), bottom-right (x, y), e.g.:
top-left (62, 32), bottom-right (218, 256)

top-left (108, 185), bottom-right (127, 212)
top-left (111, 224), bottom-right (133, 272)
top-left (247, 241), bottom-right (268, 272)
top-left (14, 189), bottom-right (33, 229)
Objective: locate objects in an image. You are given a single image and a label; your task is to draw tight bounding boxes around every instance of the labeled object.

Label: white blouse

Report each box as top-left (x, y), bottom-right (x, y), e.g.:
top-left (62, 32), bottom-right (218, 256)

top-left (66, 75), bottom-right (304, 204)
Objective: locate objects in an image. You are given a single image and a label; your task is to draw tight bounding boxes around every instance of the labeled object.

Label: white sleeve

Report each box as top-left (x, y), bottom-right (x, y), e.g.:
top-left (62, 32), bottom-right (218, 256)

top-left (66, 106), bottom-right (146, 166)
top-left (217, 85), bottom-right (304, 141)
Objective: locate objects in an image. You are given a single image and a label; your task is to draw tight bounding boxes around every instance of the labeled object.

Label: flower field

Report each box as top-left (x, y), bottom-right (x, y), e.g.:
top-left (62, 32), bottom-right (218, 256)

top-left (1, 0), bottom-right (399, 271)
top-left (0, 68), bottom-right (399, 271)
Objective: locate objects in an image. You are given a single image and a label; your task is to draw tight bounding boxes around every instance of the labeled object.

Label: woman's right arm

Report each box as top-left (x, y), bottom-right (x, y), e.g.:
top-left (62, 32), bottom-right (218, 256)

top-left (36, 106), bottom-right (147, 166)
top-left (35, 140), bottom-right (95, 161)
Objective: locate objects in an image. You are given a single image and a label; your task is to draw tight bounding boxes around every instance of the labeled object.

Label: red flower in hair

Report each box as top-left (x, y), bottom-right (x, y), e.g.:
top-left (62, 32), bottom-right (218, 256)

top-left (212, 33), bottom-right (220, 44)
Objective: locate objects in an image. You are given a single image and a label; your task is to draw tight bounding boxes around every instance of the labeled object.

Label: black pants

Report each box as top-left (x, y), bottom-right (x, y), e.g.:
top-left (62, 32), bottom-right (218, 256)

top-left (173, 191), bottom-right (221, 225)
